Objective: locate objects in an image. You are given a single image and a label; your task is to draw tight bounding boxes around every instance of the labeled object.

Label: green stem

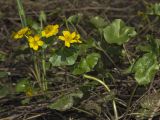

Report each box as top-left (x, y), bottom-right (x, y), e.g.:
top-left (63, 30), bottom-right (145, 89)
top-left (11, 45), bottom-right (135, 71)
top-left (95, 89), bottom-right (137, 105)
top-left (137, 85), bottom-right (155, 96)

top-left (42, 50), bottom-right (47, 91)
top-left (34, 55), bottom-right (42, 90)
top-left (84, 74), bottom-right (110, 92)
top-left (83, 74), bottom-right (118, 120)
top-left (16, 0), bottom-right (27, 27)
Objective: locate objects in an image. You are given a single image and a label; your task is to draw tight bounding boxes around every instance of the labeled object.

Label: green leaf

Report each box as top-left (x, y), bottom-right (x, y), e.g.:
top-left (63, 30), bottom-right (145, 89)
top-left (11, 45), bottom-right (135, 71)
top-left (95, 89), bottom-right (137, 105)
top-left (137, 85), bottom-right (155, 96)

top-left (27, 18), bottom-right (40, 31)
top-left (103, 19), bottom-right (136, 45)
top-left (67, 13), bottom-right (83, 24)
top-left (132, 53), bottom-right (159, 85)
top-left (49, 47), bottom-right (79, 66)
top-left (73, 53), bottom-right (100, 75)
top-left (39, 10), bottom-right (46, 23)
top-left (16, 79), bottom-right (30, 93)
top-left (90, 16), bottom-right (108, 29)
top-left (78, 38), bottom-right (96, 55)
top-left (49, 95), bottom-right (73, 111)
top-left (48, 90), bottom-right (83, 111)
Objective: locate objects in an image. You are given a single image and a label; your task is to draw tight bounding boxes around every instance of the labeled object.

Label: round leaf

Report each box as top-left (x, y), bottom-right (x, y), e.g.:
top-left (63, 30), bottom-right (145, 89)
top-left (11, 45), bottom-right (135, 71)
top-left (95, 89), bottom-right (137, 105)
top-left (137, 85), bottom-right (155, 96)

top-left (132, 53), bottom-right (159, 85)
top-left (103, 19), bottom-right (136, 45)
top-left (49, 47), bottom-right (79, 66)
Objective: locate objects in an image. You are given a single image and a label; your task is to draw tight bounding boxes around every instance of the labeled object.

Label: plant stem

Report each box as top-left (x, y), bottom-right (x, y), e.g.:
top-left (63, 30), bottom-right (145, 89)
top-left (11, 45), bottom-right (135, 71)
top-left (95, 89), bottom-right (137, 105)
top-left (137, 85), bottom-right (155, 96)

top-left (83, 74), bottom-right (118, 120)
top-left (33, 54), bottom-right (42, 90)
top-left (16, 0), bottom-right (27, 27)
top-left (42, 50), bottom-right (47, 91)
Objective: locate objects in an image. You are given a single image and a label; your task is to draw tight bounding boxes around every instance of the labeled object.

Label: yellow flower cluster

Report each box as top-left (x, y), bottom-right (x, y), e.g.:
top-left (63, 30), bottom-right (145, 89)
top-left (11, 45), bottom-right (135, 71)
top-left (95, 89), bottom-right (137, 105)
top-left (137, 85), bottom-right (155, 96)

top-left (13, 24), bottom-right (82, 50)
top-left (58, 31), bottom-right (82, 47)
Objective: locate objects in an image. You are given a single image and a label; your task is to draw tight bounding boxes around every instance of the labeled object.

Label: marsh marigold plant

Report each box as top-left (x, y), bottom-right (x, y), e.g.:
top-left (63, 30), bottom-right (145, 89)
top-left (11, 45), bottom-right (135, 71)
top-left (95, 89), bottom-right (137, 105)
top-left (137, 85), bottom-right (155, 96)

top-left (58, 31), bottom-right (82, 47)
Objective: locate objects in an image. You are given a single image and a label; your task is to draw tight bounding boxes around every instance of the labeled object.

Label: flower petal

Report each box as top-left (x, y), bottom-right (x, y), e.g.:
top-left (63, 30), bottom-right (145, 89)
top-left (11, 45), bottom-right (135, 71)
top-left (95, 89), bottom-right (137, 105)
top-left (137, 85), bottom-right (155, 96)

top-left (54, 24), bottom-right (59, 29)
top-left (71, 32), bottom-right (76, 38)
top-left (58, 36), bottom-right (65, 41)
top-left (70, 40), bottom-right (77, 43)
top-left (63, 31), bottom-right (70, 37)
top-left (33, 45), bottom-right (39, 51)
top-left (65, 42), bottom-right (70, 47)
top-left (37, 40), bottom-right (44, 46)
top-left (28, 36), bottom-right (34, 43)
top-left (29, 43), bottom-right (34, 48)
top-left (34, 35), bottom-right (40, 41)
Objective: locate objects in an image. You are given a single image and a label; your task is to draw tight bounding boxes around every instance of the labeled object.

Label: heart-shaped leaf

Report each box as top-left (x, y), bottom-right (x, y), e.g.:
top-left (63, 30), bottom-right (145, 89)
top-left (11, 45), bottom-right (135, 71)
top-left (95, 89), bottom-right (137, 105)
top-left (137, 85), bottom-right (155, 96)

top-left (132, 53), bottom-right (159, 85)
top-left (49, 47), bottom-right (79, 66)
top-left (72, 53), bottom-right (100, 75)
top-left (48, 90), bottom-right (83, 111)
top-left (103, 19), bottom-right (136, 45)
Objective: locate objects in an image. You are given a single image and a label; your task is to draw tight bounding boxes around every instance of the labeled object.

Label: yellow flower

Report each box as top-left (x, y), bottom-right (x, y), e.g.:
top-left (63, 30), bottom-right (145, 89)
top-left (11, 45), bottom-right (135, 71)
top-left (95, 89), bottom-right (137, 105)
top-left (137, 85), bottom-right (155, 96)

top-left (28, 35), bottom-right (44, 51)
top-left (58, 31), bottom-right (82, 47)
top-left (41, 24), bottom-right (59, 38)
top-left (13, 27), bottom-right (31, 39)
